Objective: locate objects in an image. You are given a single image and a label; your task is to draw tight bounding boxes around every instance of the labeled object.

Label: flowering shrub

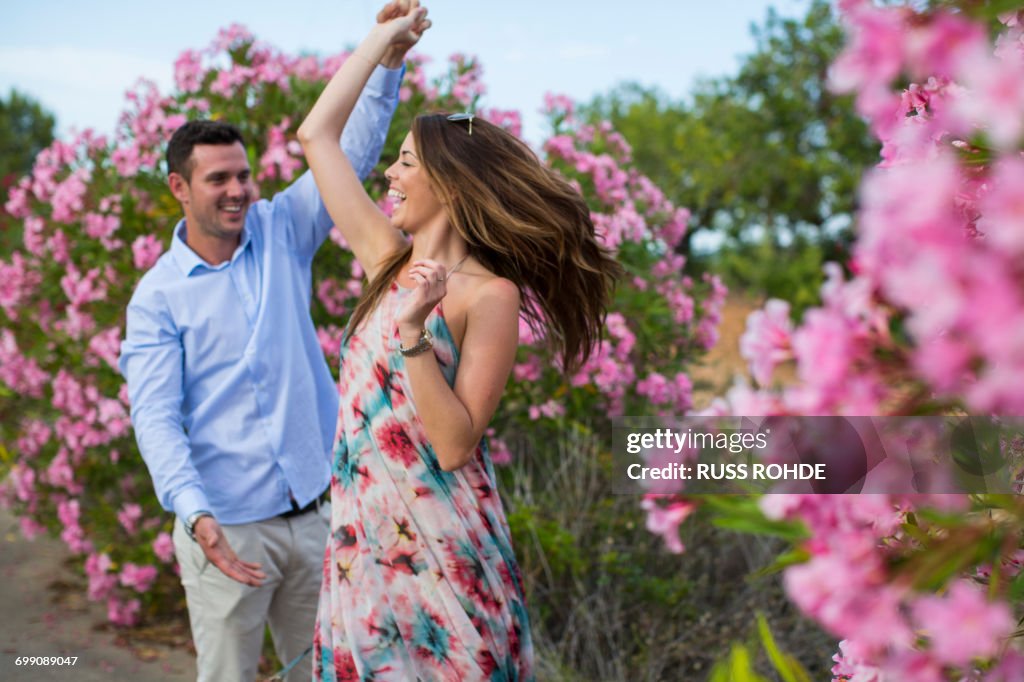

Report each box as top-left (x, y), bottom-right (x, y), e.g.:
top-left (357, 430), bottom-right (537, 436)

top-left (0, 25), bottom-right (718, 625)
top-left (644, 3), bottom-right (1024, 680)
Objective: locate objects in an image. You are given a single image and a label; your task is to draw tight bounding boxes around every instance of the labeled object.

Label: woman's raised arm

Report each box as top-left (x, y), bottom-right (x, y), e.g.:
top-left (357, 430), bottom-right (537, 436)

top-left (297, 2), bottom-right (428, 280)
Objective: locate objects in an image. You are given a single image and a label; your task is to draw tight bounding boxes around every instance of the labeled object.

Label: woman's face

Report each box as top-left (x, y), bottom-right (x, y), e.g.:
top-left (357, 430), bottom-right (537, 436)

top-left (384, 131), bottom-right (445, 233)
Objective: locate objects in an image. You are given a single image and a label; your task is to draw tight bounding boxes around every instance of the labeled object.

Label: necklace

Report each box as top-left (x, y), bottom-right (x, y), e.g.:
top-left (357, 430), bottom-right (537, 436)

top-left (445, 253), bottom-right (470, 281)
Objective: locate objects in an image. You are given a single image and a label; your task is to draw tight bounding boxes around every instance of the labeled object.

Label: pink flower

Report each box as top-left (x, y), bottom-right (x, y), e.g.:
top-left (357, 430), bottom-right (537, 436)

top-left (954, 49), bottom-right (1024, 149)
top-left (672, 373), bottom-right (693, 413)
top-left (831, 639), bottom-right (882, 682)
top-left (258, 118), bottom-right (302, 182)
top-left (83, 211), bottom-right (120, 241)
top-left (640, 496), bottom-right (695, 554)
top-left (106, 597), bottom-right (141, 627)
top-left (978, 156), bottom-right (1024, 254)
top-left (174, 49), bottom-right (205, 92)
top-left (19, 517), bottom-right (46, 541)
top-left (8, 464), bottom-right (36, 503)
top-left (111, 144), bottom-right (142, 177)
top-left (117, 503), bottom-right (142, 535)
top-left (119, 562), bottom-right (158, 593)
top-left (316, 325), bottom-right (344, 360)
top-left (792, 309), bottom-right (855, 393)
top-left (85, 552), bottom-right (116, 600)
top-left (0, 252), bottom-right (42, 319)
top-left (740, 299), bottom-right (793, 386)
top-left (131, 234), bottom-right (164, 270)
top-left (316, 278), bottom-right (350, 318)
top-left (152, 532), bottom-right (175, 563)
top-left (60, 264), bottom-right (107, 306)
top-left (911, 581), bottom-right (1013, 666)
top-left (50, 168), bottom-right (90, 223)
top-left (636, 372), bottom-right (672, 406)
top-left (486, 430), bottom-right (513, 466)
top-left (211, 23), bottom-right (253, 52)
top-left (542, 92), bottom-right (576, 120)
top-left (47, 229), bottom-right (69, 264)
top-left (87, 327), bottom-right (122, 371)
top-left (16, 419), bottom-right (51, 458)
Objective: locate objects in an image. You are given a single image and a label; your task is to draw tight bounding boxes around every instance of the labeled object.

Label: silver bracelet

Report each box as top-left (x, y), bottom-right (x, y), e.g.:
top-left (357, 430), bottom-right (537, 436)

top-left (399, 328), bottom-right (433, 357)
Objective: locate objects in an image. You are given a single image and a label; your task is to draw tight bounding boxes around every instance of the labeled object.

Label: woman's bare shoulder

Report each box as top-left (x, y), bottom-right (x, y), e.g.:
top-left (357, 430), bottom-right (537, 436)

top-left (461, 270), bottom-right (520, 310)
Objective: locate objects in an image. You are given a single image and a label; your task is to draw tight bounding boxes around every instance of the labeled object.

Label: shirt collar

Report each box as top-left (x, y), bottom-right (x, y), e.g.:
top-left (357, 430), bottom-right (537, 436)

top-left (170, 219), bottom-right (252, 276)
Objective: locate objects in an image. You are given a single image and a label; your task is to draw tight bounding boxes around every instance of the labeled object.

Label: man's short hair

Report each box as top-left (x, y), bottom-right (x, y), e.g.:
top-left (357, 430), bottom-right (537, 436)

top-left (166, 120), bottom-right (246, 182)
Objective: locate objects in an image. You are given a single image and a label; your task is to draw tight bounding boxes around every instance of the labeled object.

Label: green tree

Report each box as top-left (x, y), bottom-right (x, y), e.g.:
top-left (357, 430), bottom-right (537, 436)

top-left (585, 0), bottom-right (879, 310)
top-left (1, 90), bottom-right (56, 252)
top-left (0, 89), bottom-right (55, 187)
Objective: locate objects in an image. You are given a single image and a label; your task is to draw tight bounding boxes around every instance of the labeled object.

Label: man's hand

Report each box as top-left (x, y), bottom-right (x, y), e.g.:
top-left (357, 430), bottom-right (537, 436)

top-left (376, 0), bottom-right (432, 69)
top-left (193, 516), bottom-right (266, 586)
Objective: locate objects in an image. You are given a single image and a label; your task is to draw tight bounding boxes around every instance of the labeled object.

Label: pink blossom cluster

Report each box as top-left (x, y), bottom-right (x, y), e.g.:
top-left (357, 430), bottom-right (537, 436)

top-left (832, 3), bottom-right (1024, 414)
top-left (85, 552), bottom-right (117, 601)
top-left (0, 329), bottom-right (49, 397)
top-left (131, 235), bottom-right (164, 271)
top-left (762, 494), bottom-right (1021, 681)
top-left (152, 532), bottom-right (175, 563)
top-left (50, 369), bottom-right (130, 458)
top-left (446, 54), bottom-right (486, 107)
top-left (398, 53), bottom-right (438, 102)
top-left (0, 252), bottom-right (42, 320)
top-left (635, 372), bottom-right (693, 414)
top-left (257, 117), bottom-right (303, 182)
top-left (641, 495), bottom-right (696, 554)
top-left (726, 3), bottom-right (1024, 416)
top-left (317, 277), bottom-right (356, 318)
top-left (15, 419), bottom-right (51, 459)
top-left (486, 431), bottom-right (513, 466)
top-left (642, 5), bottom-right (1024, 680)
top-left (478, 108), bottom-right (523, 138)
top-left (57, 498), bottom-right (92, 554)
top-left (119, 562), bottom-right (158, 593)
top-left (531, 106), bottom-right (723, 419)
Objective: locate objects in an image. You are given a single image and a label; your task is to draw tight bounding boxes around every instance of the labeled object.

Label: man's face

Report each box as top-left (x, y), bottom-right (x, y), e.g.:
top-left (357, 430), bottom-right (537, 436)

top-left (169, 142), bottom-right (253, 242)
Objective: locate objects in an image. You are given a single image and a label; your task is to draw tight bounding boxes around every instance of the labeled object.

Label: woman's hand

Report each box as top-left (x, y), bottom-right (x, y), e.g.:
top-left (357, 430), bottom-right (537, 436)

top-left (397, 259), bottom-right (450, 340)
top-left (374, 0), bottom-right (431, 68)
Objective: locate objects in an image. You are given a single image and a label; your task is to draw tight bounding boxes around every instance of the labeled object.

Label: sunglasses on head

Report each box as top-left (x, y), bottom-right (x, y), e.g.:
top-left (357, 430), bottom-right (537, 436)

top-left (447, 112), bottom-right (474, 135)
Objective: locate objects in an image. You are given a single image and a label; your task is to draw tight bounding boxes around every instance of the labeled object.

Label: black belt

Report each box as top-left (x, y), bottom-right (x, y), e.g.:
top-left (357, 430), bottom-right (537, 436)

top-left (279, 489), bottom-right (329, 519)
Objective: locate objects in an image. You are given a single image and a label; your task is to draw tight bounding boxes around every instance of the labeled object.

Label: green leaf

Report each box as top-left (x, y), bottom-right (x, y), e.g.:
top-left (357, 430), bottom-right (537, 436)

top-left (710, 644), bottom-right (772, 682)
top-left (1009, 567), bottom-right (1024, 603)
top-left (752, 547), bottom-right (812, 578)
top-left (758, 614), bottom-right (812, 682)
top-left (711, 515), bottom-right (808, 541)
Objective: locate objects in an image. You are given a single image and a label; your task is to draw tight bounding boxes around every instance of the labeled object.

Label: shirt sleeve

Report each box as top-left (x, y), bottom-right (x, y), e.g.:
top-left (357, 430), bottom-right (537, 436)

top-left (271, 63), bottom-right (405, 260)
top-left (118, 289), bottom-right (210, 521)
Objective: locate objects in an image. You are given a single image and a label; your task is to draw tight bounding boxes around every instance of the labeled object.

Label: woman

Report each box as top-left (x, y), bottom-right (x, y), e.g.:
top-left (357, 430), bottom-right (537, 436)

top-left (298, 3), bottom-right (621, 680)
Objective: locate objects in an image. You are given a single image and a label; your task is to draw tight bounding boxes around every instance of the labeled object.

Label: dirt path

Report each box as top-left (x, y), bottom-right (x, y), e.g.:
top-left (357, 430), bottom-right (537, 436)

top-left (689, 294), bottom-right (759, 408)
top-left (0, 507), bottom-right (195, 682)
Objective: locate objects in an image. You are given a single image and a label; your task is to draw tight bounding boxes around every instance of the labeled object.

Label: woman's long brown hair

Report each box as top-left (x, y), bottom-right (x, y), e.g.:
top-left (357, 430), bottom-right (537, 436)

top-left (345, 113), bottom-right (623, 374)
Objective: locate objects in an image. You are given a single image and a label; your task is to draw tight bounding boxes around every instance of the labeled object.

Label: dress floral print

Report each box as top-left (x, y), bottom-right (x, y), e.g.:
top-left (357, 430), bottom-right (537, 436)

top-left (313, 282), bottom-right (534, 681)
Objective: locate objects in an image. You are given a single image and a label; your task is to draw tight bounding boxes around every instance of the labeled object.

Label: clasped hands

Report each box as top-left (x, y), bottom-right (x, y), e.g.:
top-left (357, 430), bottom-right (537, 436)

top-left (376, 0), bottom-right (432, 69)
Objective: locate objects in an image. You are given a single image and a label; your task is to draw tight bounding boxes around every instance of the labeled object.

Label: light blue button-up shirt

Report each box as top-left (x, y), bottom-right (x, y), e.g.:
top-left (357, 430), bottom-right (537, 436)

top-left (119, 66), bottom-right (402, 525)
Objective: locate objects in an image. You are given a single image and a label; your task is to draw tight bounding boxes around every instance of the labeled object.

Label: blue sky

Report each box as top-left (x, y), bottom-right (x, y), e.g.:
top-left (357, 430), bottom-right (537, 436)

top-left (0, 0), bottom-right (807, 145)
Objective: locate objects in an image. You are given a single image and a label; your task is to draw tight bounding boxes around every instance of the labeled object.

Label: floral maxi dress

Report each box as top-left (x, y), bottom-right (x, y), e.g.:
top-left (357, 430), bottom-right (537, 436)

top-left (313, 282), bottom-right (534, 681)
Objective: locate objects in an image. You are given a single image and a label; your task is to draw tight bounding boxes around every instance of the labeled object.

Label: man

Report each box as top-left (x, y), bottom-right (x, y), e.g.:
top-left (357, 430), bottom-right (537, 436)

top-left (118, 6), bottom-right (429, 680)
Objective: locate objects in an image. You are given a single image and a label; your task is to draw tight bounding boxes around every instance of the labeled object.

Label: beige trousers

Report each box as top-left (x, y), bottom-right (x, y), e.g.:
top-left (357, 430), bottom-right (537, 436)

top-left (172, 504), bottom-right (329, 682)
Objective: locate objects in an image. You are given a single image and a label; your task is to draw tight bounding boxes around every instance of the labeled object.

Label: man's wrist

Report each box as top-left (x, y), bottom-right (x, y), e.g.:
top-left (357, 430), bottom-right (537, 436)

top-left (184, 510), bottom-right (214, 541)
